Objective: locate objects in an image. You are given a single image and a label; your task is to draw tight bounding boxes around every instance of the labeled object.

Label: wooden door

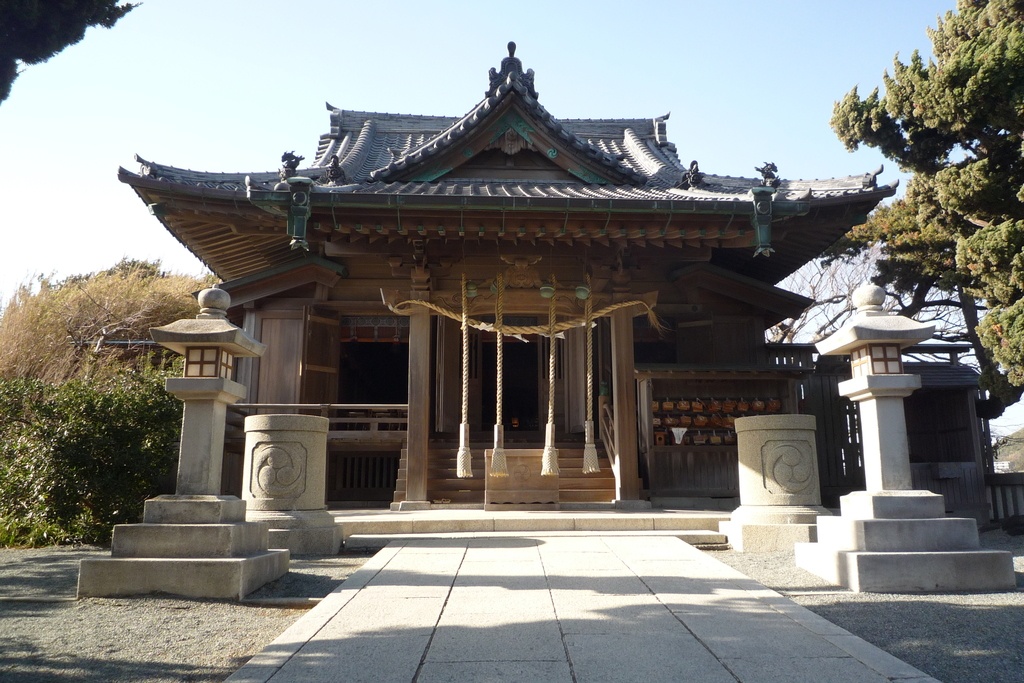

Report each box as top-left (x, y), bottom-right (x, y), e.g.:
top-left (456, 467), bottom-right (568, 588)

top-left (299, 306), bottom-right (340, 404)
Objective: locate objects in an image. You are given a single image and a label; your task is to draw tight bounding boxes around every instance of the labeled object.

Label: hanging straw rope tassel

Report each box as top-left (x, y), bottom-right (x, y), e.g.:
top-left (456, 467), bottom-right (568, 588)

top-left (582, 275), bottom-right (600, 474)
top-left (541, 276), bottom-right (560, 477)
top-left (456, 274), bottom-right (473, 479)
top-left (490, 273), bottom-right (508, 477)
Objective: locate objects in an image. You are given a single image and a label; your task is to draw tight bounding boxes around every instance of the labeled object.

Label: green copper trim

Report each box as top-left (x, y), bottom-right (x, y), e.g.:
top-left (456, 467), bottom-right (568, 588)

top-left (568, 167), bottom-right (609, 185)
top-left (487, 112), bottom-right (536, 146)
top-left (410, 166), bottom-right (453, 182)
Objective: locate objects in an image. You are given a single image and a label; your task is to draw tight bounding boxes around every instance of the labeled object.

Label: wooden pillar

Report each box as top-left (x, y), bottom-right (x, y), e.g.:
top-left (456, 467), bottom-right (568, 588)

top-left (404, 307), bottom-right (431, 503)
top-left (610, 307), bottom-right (640, 501)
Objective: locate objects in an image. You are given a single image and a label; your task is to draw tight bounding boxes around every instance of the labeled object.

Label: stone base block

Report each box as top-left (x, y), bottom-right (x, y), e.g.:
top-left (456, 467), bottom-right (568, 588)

top-left (729, 504), bottom-right (830, 526)
top-left (815, 516), bottom-right (980, 552)
top-left (484, 502), bottom-right (559, 511)
top-left (78, 550), bottom-right (289, 600)
top-left (613, 499), bottom-right (653, 510)
top-left (394, 501), bottom-right (432, 511)
top-left (246, 509), bottom-right (342, 555)
top-left (839, 490), bottom-right (945, 520)
top-left (111, 522), bottom-right (270, 558)
top-left (719, 522), bottom-right (817, 552)
top-left (794, 544), bottom-right (1015, 593)
top-left (266, 527), bottom-right (342, 555)
top-left (484, 450), bottom-right (559, 508)
top-left (143, 495), bottom-right (247, 524)
top-left (650, 496), bottom-right (738, 511)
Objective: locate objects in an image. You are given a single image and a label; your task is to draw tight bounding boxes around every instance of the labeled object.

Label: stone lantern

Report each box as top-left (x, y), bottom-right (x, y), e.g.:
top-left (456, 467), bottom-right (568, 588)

top-left (813, 283), bottom-right (934, 493)
top-left (794, 284), bottom-right (1014, 592)
top-left (78, 288), bottom-right (289, 600)
top-left (150, 287), bottom-right (265, 496)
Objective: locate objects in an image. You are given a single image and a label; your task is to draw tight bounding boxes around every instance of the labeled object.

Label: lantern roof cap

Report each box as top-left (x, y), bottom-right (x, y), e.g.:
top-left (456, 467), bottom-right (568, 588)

top-left (816, 284), bottom-right (934, 356)
top-left (150, 287), bottom-right (266, 357)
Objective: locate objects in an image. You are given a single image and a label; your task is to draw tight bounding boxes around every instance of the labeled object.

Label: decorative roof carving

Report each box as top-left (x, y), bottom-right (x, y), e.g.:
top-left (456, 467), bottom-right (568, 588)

top-left (323, 154), bottom-right (347, 185)
top-left (755, 161), bottom-right (781, 188)
top-left (279, 151), bottom-right (304, 182)
top-left (487, 41), bottom-right (537, 99)
top-left (862, 164), bottom-right (884, 189)
top-left (676, 160), bottom-right (704, 189)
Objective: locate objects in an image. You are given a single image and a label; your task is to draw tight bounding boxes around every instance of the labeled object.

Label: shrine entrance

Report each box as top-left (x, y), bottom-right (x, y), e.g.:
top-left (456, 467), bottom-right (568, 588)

top-left (481, 334), bottom-right (540, 433)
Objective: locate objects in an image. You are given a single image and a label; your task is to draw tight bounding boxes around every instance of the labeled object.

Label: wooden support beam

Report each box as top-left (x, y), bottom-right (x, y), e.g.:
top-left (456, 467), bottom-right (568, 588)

top-left (405, 306), bottom-right (431, 502)
top-left (610, 306), bottom-right (640, 501)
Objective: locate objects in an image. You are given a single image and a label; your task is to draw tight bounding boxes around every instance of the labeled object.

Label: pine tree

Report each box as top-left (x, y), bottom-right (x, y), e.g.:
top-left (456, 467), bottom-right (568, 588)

top-left (831, 0), bottom-right (1024, 407)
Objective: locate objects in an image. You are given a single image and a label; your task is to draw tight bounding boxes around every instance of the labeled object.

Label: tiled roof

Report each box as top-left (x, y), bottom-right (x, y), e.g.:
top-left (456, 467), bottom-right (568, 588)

top-left (909, 362), bottom-right (982, 390)
top-left (135, 156), bottom-right (895, 207)
top-left (121, 44), bottom-right (899, 285)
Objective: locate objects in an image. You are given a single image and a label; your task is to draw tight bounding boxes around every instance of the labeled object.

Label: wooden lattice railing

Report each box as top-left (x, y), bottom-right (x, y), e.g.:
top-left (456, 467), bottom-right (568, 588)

top-left (227, 403), bottom-right (408, 444)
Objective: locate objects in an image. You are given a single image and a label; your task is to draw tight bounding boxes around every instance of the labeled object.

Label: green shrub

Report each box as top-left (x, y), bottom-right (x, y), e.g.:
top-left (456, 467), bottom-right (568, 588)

top-left (0, 364), bottom-right (181, 546)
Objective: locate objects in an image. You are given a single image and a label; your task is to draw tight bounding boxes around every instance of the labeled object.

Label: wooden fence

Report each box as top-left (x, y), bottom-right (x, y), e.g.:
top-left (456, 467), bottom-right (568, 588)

top-left (987, 473), bottom-right (1024, 521)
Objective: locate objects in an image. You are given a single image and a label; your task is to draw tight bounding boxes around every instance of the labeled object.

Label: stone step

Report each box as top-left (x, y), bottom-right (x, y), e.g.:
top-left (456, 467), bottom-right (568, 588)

top-left (815, 516), bottom-right (983, 552)
top-left (78, 551), bottom-right (289, 600)
top-left (343, 529), bottom-right (729, 552)
top-left (110, 522), bottom-right (269, 558)
top-left (795, 545), bottom-right (1016, 592)
top-left (336, 513), bottom-right (729, 540)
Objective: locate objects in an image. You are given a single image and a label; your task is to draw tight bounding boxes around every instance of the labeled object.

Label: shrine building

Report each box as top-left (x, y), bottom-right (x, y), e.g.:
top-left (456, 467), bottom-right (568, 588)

top-left (121, 43), bottom-right (972, 514)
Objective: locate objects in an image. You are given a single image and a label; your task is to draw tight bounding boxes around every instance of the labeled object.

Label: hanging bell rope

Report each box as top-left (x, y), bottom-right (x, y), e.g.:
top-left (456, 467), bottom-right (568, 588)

top-left (541, 275), bottom-right (559, 477)
top-left (490, 273), bottom-right (508, 477)
top-left (456, 274), bottom-right (473, 479)
top-left (582, 274), bottom-right (600, 474)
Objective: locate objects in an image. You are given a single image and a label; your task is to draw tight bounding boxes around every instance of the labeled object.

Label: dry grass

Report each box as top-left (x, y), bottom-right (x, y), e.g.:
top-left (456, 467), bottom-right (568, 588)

top-left (0, 260), bottom-right (213, 382)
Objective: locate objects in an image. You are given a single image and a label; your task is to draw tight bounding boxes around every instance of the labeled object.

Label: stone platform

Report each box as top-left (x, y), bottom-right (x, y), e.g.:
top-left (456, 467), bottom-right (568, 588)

top-left (78, 495), bottom-right (288, 600)
top-left (795, 491), bottom-right (1015, 592)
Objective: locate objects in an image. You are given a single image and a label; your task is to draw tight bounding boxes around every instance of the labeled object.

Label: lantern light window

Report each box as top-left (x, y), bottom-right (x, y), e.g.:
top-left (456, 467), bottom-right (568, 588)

top-left (851, 343), bottom-right (903, 377)
top-left (184, 347), bottom-right (235, 378)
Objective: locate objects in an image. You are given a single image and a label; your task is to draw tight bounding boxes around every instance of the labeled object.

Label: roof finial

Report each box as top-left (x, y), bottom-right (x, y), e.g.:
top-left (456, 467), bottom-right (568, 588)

top-left (487, 40), bottom-right (538, 99)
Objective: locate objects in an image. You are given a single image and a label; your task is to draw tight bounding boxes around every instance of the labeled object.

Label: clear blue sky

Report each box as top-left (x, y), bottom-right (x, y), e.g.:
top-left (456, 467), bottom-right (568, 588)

top-left (17, 1), bottom-right (1012, 428)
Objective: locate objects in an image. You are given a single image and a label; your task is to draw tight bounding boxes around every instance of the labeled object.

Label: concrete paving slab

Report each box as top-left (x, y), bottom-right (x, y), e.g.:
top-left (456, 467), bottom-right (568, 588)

top-left (426, 621), bottom-right (566, 662)
top-left (722, 655), bottom-right (892, 683)
top-left (565, 632), bottom-right (736, 683)
top-left (555, 599), bottom-right (682, 635)
top-left (226, 534), bottom-right (938, 683)
top-left (416, 660), bottom-right (573, 683)
top-left (263, 633), bottom-right (432, 683)
top-left (317, 593), bottom-right (446, 637)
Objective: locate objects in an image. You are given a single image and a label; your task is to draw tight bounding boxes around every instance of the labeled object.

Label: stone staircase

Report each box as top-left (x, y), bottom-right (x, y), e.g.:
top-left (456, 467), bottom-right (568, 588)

top-left (394, 444), bottom-right (618, 506)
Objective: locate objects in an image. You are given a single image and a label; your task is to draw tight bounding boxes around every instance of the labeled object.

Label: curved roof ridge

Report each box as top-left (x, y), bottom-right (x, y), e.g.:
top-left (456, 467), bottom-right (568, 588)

top-left (381, 76), bottom-right (644, 184)
top-left (132, 155), bottom-right (277, 187)
top-left (338, 119), bottom-right (379, 180)
top-left (622, 128), bottom-right (680, 186)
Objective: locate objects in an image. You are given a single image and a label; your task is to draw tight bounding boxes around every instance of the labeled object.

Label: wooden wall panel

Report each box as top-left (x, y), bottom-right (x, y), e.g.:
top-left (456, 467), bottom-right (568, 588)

top-left (256, 313), bottom-right (302, 404)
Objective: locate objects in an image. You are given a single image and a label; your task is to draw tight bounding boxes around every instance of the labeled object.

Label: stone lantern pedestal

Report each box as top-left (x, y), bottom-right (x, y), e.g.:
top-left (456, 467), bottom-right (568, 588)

top-left (794, 285), bottom-right (1014, 592)
top-left (78, 288), bottom-right (289, 600)
top-left (720, 414), bottom-right (830, 552)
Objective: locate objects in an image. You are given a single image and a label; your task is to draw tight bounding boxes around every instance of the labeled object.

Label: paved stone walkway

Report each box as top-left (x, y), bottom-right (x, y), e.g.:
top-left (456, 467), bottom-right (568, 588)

top-left (227, 536), bottom-right (938, 683)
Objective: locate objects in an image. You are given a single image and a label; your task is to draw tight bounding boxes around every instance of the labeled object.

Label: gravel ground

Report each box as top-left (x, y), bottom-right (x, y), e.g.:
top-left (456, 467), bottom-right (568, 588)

top-left (711, 527), bottom-right (1024, 683)
top-left (0, 530), bottom-right (1021, 683)
top-left (0, 549), bottom-right (371, 683)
